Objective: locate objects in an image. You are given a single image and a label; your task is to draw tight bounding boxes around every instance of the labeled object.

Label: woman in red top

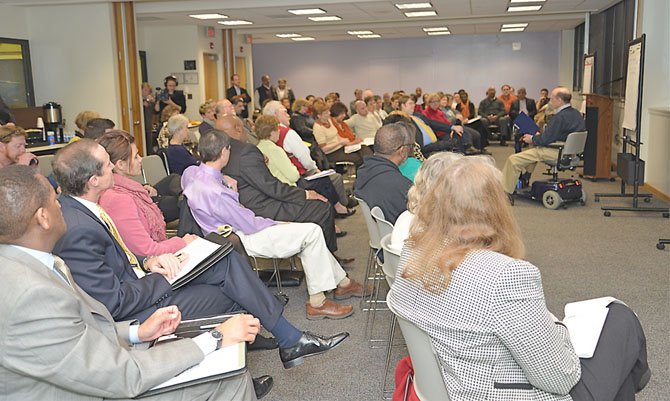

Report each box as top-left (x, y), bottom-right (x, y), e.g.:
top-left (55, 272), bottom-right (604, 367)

top-left (329, 102), bottom-right (372, 157)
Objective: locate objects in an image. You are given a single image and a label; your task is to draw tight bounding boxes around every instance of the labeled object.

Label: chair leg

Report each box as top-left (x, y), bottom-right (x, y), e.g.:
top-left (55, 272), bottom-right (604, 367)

top-left (271, 258), bottom-right (289, 305)
top-left (382, 314), bottom-right (398, 399)
top-left (364, 257), bottom-right (389, 348)
top-left (361, 247), bottom-right (376, 310)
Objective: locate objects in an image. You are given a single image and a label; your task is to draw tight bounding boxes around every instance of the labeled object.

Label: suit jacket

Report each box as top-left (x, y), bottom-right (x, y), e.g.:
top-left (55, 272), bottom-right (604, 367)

top-left (226, 86), bottom-right (250, 118)
top-left (390, 249), bottom-right (580, 401)
top-left (222, 138), bottom-right (308, 221)
top-left (53, 195), bottom-right (172, 322)
top-left (510, 97), bottom-right (538, 120)
top-left (0, 244), bottom-right (203, 401)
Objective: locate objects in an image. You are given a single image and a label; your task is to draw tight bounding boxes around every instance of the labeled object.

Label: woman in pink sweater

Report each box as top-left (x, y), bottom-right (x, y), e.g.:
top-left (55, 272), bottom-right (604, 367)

top-left (97, 130), bottom-right (197, 256)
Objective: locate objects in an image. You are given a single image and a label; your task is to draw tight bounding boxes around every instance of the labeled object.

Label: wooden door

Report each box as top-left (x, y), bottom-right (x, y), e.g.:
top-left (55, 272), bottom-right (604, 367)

top-left (203, 53), bottom-right (219, 102)
top-left (235, 57), bottom-right (248, 88)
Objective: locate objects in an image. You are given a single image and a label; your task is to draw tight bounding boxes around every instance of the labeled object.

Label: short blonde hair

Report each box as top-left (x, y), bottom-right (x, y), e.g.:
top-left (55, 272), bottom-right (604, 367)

top-left (74, 111), bottom-right (100, 131)
top-left (403, 156), bottom-right (525, 292)
top-left (255, 115), bottom-right (279, 140)
top-left (199, 100), bottom-right (215, 116)
top-left (292, 98), bottom-right (308, 113)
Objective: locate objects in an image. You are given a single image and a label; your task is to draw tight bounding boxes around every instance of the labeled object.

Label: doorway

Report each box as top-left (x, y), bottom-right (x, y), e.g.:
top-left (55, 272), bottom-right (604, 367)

top-left (235, 57), bottom-right (248, 89)
top-left (203, 53), bottom-right (219, 102)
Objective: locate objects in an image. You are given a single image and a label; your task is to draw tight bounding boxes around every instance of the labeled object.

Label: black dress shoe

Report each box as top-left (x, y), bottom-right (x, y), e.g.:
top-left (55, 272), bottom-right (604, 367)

top-left (248, 334), bottom-right (278, 351)
top-left (252, 375), bottom-right (273, 399)
top-left (336, 230), bottom-right (347, 238)
top-left (335, 208), bottom-right (356, 219)
top-left (279, 331), bottom-right (349, 369)
top-left (346, 196), bottom-right (359, 208)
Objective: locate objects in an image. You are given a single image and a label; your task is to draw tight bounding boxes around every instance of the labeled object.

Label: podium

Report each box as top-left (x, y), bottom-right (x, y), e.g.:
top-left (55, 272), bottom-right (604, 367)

top-left (583, 94), bottom-right (613, 179)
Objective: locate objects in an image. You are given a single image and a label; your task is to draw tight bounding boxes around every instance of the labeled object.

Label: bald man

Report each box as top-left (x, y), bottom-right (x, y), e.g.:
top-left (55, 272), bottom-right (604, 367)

top-left (501, 87), bottom-right (585, 199)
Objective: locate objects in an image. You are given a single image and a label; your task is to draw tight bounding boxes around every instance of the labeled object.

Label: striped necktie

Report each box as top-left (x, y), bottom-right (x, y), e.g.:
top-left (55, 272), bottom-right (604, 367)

top-left (53, 255), bottom-right (73, 288)
top-left (97, 206), bottom-right (146, 278)
top-left (411, 116), bottom-right (438, 144)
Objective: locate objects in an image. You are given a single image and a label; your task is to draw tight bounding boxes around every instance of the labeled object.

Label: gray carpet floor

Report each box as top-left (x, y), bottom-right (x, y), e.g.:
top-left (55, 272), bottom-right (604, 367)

top-left (246, 144), bottom-right (669, 401)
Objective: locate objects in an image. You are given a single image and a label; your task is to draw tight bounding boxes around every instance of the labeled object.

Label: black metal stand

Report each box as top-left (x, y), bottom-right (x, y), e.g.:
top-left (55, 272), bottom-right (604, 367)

top-left (593, 35), bottom-right (669, 219)
top-left (657, 239), bottom-right (669, 250)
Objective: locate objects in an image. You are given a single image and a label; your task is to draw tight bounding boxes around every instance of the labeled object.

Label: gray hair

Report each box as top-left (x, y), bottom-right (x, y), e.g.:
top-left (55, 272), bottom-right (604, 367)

top-left (199, 130), bottom-right (231, 163)
top-left (262, 100), bottom-right (283, 117)
top-left (167, 114), bottom-right (189, 137)
top-left (374, 123), bottom-right (408, 156)
top-left (407, 152), bottom-right (463, 212)
top-left (53, 139), bottom-right (104, 196)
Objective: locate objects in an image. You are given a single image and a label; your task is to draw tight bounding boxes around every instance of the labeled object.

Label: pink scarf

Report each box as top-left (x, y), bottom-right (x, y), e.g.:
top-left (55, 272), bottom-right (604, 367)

top-left (111, 173), bottom-right (167, 242)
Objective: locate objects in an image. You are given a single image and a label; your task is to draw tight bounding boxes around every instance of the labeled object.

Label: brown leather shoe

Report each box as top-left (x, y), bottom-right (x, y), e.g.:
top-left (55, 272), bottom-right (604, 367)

top-left (334, 280), bottom-right (371, 300)
top-left (306, 299), bottom-right (354, 320)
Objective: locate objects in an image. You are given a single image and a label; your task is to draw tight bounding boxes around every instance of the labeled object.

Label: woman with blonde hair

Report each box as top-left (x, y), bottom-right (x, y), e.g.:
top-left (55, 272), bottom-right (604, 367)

top-left (389, 156), bottom-right (649, 401)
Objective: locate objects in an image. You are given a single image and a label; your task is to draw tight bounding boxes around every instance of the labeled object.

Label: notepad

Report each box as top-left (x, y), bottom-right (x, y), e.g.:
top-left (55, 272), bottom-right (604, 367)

top-left (169, 237), bottom-right (234, 290)
top-left (562, 296), bottom-right (621, 358)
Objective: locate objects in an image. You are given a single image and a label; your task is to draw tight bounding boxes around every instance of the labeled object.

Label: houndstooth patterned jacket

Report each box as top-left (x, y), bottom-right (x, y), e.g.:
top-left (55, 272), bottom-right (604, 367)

top-left (389, 248), bottom-right (581, 401)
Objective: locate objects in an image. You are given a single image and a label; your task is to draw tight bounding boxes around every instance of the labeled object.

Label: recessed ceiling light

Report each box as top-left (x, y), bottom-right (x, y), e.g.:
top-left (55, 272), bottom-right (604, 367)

top-left (500, 27), bottom-right (526, 32)
top-left (218, 20), bottom-right (253, 25)
top-left (502, 23), bottom-right (529, 28)
top-left (189, 13), bottom-right (228, 20)
top-left (276, 33), bottom-right (302, 38)
top-left (395, 2), bottom-right (433, 9)
top-left (308, 16), bottom-right (342, 22)
top-left (510, 0), bottom-right (545, 3)
top-left (292, 37), bottom-right (315, 41)
top-left (423, 27), bottom-right (449, 32)
top-left (358, 34), bottom-right (381, 38)
top-left (348, 30), bottom-right (374, 35)
top-left (405, 10), bottom-right (438, 17)
top-left (288, 8), bottom-right (326, 15)
top-left (507, 5), bottom-right (542, 12)
top-left (427, 31), bottom-right (450, 35)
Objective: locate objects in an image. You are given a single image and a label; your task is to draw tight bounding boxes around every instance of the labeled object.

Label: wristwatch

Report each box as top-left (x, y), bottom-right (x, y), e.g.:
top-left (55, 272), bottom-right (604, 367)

top-left (210, 329), bottom-right (223, 350)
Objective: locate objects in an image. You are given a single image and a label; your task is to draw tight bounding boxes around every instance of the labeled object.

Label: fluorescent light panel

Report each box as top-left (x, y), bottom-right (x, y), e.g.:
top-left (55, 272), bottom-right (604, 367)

top-left (510, 0), bottom-right (545, 3)
top-left (276, 33), bottom-right (302, 38)
top-left (500, 27), bottom-right (525, 32)
top-left (189, 13), bottom-right (227, 20)
top-left (348, 30), bottom-right (373, 35)
top-left (292, 37), bottom-right (315, 41)
top-left (502, 23), bottom-right (529, 28)
top-left (395, 2), bottom-right (432, 9)
top-left (405, 10), bottom-right (437, 17)
top-left (507, 5), bottom-right (542, 12)
top-left (218, 20), bottom-right (252, 25)
top-left (308, 16), bottom-right (342, 21)
top-left (288, 8), bottom-right (326, 15)
top-left (358, 34), bottom-right (381, 38)
top-left (423, 27), bottom-right (449, 32)
top-left (427, 31), bottom-right (450, 35)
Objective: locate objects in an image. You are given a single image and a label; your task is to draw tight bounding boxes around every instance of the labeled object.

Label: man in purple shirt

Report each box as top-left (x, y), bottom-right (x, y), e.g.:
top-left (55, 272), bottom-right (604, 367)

top-left (182, 130), bottom-right (369, 320)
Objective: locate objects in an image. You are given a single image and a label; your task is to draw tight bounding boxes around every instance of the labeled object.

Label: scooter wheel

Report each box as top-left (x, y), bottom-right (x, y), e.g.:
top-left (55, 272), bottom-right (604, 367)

top-left (604, 211), bottom-right (611, 217)
top-left (644, 197), bottom-right (651, 203)
top-left (657, 242), bottom-right (666, 250)
top-left (542, 190), bottom-right (563, 210)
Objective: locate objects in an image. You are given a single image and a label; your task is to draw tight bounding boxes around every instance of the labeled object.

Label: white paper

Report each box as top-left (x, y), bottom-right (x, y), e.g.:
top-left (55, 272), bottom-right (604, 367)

top-left (622, 43), bottom-right (642, 131)
top-left (582, 55), bottom-right (594, 95)
top-left (562, 296), bottom-right (620, 358)
top-left (150, 342), bottom-right (245, 390)
top-left (304, 169), bottom-right (335, 181)
top-left (465, 116), bottom-right (481, 124)
top-left (168, 238), bottom-right (222, 285)
top-left (344, 144), bottom-right (362, 154)
top-left (362, 137), bottom-right (375, 147)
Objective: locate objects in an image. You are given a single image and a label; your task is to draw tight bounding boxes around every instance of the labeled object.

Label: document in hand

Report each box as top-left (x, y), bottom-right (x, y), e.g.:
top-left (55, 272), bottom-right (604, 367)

top-left (304, 168), bottom-right (336, 181)
top-left (344, 144), bottom-right (362, 154)
top-left (139, 314), bottom-right (246, 397)
top-left (513, 111), bottom-right (540, 135)
top-left (169, 237), bottom-right (234, 290)
top-left (562, 296), bottom-right (622, 358)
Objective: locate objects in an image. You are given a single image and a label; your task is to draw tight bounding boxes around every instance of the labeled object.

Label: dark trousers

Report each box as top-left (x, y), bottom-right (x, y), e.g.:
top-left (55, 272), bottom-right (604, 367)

top-left (156, 250), bottom-right (284, 332)
top-left (297, 176), bottom-right (340, 206)
top-left (326, 146), bottom-right (372, 168)
top-left (153, 174), bottom-right (182, 221)
top-left (569, 303), bottom-right (650, 401)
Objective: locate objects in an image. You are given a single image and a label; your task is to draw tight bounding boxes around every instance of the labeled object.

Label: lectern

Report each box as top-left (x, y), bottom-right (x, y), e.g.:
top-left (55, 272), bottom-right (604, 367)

top-left (583, 94), bottom-right (613, 179)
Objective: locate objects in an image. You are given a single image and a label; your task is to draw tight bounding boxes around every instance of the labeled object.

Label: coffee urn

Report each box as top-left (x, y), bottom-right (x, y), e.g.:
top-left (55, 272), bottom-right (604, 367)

top-left (43, 102), bottom-right (64, 143)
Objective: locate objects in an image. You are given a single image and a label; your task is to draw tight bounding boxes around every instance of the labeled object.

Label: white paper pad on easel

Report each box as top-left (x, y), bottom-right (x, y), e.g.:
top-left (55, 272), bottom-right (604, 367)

top-left (562, 296), bottom-right (622, 358)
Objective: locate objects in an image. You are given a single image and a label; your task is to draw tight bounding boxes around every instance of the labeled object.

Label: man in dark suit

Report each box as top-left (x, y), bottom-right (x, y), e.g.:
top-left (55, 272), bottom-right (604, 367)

top-left (51, 139), bottom-right (349, 370)
top-left (254, 74), bottom-right (277, 111)
top-left (226, 74), bottom-right (250, 118)
top-left (510, 87), bottom-right (538, 121)
top-left (0, 165), bottom-right (258, 400)
top-left (221, 136), bottom-right (339, 253)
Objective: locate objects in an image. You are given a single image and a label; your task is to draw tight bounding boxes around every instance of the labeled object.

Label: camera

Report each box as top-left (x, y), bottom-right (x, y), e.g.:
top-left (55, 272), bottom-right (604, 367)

top-left (156, 89), bottom-right (169, 103)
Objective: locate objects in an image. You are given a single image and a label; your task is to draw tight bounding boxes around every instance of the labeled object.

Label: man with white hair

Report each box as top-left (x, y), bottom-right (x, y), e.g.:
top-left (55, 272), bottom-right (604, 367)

top-left (344, 100), bottom-right (381, 141)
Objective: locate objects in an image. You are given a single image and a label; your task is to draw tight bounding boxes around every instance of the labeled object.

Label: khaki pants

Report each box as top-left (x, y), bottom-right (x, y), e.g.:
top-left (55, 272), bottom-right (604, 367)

top-left (501, 146), bottom-right (558, 194)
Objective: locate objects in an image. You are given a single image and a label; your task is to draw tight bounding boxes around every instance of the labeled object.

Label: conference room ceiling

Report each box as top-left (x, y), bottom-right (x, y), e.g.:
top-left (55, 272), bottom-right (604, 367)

top-left (3, 0), bottom-right (622, 43)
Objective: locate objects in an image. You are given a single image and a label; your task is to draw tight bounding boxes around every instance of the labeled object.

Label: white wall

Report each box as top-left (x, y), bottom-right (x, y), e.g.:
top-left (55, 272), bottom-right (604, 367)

top-left (0, 5), bottom-right (28, 39)
top-left (252, 31), bottom-right (561, 106)
top-left (638, 0), bottom-right (670, 196)
top-left (137, 24), bottom-right (225, 121)
top-left (25, 3), bottom-right (120, 134)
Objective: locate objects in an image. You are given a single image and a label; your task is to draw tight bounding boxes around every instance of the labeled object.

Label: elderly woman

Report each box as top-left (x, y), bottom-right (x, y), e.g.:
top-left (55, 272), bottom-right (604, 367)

top-left (256, 115), bottom-right (354, 217)
top-left (389, 151), bottom-right (462, 253)
top-left (289, 98), bottom-right (315, 142)
top-left (312, 100), bottom-right (366, 168)
top-left (73, 110), bottom-right (100, 140)
top-left (97, 130), bottom-right (197, 256)
top-left (157, 104), bottom-right (181, 149)
top-left (389, 156), bottom-right (649, 401)
top-left (165, 114), bottom-right (198, 175)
